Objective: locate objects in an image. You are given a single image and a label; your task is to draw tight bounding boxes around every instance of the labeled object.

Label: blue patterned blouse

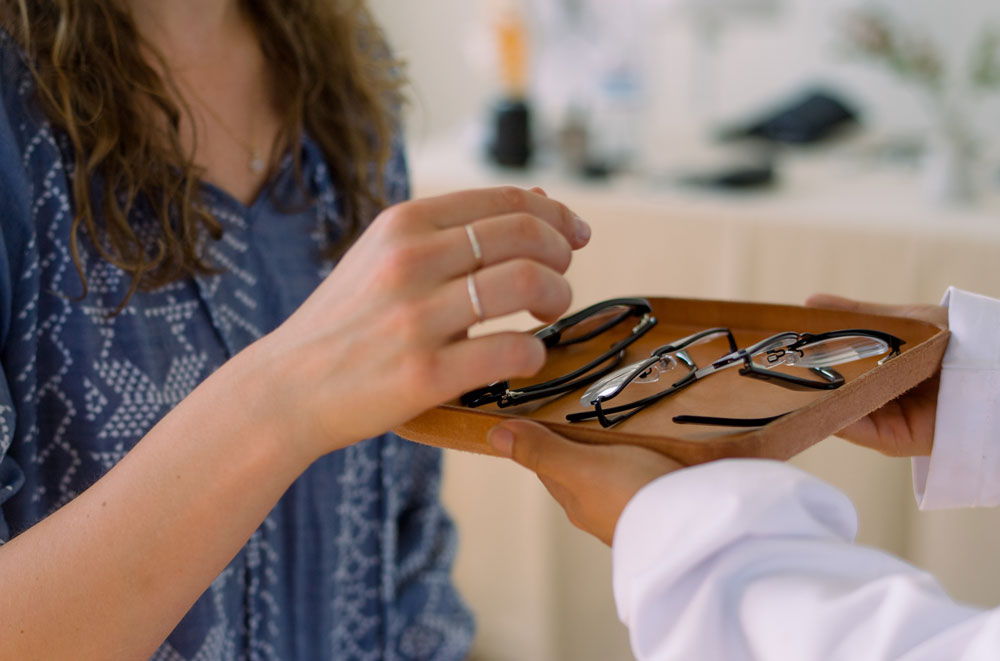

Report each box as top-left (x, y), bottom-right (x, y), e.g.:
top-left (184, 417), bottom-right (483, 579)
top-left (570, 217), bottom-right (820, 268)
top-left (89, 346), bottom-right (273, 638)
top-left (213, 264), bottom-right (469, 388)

top-left (0, 34), bottom-right (473, 660)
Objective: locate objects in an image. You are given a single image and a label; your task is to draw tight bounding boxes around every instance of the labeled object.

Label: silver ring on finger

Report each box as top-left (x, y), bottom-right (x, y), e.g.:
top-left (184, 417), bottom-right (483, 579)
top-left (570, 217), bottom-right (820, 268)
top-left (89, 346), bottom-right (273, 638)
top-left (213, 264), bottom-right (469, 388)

top-left (465, 224), bottom-right (484, 270)
top-left (466, 272), bottom-right (485, 323)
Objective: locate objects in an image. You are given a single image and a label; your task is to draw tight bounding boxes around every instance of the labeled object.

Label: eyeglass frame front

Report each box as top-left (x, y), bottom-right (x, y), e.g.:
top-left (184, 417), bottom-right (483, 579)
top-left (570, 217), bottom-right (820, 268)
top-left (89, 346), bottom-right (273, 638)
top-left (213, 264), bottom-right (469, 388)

top-left (459, 297), bottom-right (657, 408)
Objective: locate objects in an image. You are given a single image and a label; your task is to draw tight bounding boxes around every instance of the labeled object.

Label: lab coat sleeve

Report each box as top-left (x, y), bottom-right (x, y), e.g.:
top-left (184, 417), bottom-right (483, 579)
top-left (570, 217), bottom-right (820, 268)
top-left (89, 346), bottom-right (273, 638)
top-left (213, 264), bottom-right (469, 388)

top-left (913, 287), bottom-right (1000, 509)
top-left (612, 459), bottom-right (999, 661)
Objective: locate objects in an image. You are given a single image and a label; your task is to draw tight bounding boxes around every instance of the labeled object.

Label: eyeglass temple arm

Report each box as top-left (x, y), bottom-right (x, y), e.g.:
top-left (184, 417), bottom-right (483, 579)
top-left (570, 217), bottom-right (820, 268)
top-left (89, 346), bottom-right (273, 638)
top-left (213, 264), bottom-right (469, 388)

top-left (500, 348), bottom-right (629, 405)
top-left (672, 413), bottom-right (787, 427)
top-left (468, 345), bottom-right (632, 408)
top-left (464, 347), bottom-right (630, 408)
top-left (739, 365), bottom-right (845, 391)
top-left (460, 381), bottom-right (509, 407)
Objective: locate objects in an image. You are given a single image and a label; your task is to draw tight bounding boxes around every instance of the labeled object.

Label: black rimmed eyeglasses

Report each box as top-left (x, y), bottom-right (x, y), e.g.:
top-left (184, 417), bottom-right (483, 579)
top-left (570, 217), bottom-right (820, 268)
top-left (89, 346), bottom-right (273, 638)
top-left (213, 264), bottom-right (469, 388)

top-left (460, 298), bottom-right (657, 408)
top-left (567, 327), bottom-right (904, 428)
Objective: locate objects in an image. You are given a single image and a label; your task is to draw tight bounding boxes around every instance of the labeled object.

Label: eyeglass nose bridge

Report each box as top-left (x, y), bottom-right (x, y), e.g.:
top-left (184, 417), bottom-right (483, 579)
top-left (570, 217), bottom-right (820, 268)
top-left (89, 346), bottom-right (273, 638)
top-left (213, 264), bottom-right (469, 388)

top-left (574, 329), bottom-right (729, 424)
top-left (634, 351), bottom-right (690, 384)
top-left (763, 346), bottom-right (806, 366)
top-left (580, 344), bottom-right (698, 409)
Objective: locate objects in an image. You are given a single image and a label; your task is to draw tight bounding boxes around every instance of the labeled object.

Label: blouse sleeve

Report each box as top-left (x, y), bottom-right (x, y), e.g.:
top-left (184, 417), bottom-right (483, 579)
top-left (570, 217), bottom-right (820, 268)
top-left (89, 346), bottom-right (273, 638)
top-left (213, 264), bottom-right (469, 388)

top-left (0, 370), bottom-right (21, 543)
top-left (0, 180), bottom-right (25, 543)
top-left (0, 43), bottom-right (33, 542)
top-left (912, 287), bottom-right (1000, 509)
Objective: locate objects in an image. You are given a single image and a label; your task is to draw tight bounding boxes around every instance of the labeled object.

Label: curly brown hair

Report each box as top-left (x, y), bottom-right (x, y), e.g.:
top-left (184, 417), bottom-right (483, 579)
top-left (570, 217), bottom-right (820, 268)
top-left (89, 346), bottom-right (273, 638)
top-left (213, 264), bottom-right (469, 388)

top-left (2, 0), bottom-right (403, 309)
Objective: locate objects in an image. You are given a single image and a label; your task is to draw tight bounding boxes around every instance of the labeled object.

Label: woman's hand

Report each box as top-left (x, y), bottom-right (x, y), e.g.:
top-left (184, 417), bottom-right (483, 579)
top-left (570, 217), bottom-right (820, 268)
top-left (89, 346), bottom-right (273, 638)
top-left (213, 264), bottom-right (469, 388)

top-left (488, 420), bottom-right (683, 546)
top-left (253, 186), bottom-right (591, 462)
top-left (806, 294), bottom-right (948, 457)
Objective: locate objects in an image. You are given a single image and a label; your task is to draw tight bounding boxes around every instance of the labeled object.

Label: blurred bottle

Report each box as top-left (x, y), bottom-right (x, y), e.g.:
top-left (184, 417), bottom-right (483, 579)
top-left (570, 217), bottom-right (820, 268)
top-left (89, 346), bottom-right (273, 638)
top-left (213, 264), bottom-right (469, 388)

top-left (489, 2), bottom-right (533, 167)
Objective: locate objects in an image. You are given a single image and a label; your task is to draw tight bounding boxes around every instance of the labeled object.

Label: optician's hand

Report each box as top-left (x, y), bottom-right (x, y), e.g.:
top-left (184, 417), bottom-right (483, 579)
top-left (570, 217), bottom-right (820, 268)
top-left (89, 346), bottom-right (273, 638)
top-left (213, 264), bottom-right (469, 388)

top-left (248, 186), bottom-right (591, 463)
top-left (806, 294), bottom-right (948, 457)
top-left (488, 420), bottom-right (683, 545)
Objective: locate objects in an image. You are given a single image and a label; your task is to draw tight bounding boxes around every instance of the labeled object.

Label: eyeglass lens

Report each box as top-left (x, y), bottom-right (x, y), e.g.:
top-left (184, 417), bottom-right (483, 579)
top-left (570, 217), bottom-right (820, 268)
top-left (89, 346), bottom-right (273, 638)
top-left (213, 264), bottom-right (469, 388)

top-left (753, 335), bottom-right (890, 370)
top-left (556, 305), bottom-right (635, 345)
top-left (627, 328), bottom-right (732, 384)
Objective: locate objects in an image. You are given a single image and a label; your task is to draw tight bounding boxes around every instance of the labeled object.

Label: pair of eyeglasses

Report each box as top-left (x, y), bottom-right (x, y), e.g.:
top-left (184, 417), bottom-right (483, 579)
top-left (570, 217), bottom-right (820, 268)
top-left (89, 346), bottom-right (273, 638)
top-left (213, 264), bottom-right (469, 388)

top-left (460, 298), bottom-right (657, 408)
top-left (567, 327), bottom-right (904, 428)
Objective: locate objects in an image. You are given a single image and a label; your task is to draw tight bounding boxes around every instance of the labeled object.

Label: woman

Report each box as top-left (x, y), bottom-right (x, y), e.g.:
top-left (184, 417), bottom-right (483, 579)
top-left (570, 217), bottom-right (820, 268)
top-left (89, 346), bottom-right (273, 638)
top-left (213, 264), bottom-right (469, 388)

top-left (0, 1), bottom-right (591, 658)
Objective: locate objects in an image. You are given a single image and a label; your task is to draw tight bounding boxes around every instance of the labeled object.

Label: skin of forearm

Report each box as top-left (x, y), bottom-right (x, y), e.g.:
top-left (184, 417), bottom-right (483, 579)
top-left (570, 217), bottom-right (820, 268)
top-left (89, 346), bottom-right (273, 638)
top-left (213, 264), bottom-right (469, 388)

top-left (0, 340), bottom-right (314, 660)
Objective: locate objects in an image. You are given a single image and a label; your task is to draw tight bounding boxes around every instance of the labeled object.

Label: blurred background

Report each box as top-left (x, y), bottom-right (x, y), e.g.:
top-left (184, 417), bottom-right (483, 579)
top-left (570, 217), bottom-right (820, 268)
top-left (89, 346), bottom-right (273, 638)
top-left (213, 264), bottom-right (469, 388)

top-left (369, 1), bottom-right (1000, 659)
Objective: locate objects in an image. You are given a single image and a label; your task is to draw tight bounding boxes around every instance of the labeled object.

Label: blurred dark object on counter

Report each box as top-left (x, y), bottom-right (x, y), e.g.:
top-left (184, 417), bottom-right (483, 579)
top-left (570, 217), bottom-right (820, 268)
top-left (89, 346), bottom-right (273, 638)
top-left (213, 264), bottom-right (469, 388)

top-left (679, 161), bottom-right (777, 190)
top-left (490, 98), bottom-right (533, 168)
top-left (719, 89), bottom-right (860, 145)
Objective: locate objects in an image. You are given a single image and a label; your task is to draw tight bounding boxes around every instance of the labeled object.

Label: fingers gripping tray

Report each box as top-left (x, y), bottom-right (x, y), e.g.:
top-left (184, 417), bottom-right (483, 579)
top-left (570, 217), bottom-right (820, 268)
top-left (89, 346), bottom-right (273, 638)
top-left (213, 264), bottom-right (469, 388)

top-left (393, 297), bottom-right (948, 466)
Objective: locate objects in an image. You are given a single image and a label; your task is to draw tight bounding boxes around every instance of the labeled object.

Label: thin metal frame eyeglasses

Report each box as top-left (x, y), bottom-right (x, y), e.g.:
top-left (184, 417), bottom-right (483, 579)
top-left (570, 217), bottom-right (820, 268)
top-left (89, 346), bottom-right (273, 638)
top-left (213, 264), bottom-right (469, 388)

top-left (567, 327), bottom-right (904, 428)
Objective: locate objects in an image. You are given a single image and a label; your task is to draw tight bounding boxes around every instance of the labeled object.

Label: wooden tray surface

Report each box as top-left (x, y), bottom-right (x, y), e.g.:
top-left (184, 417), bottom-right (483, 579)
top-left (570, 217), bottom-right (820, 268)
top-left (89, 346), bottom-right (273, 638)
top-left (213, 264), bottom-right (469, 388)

top-left (394, 297), bottom-right (948, 465)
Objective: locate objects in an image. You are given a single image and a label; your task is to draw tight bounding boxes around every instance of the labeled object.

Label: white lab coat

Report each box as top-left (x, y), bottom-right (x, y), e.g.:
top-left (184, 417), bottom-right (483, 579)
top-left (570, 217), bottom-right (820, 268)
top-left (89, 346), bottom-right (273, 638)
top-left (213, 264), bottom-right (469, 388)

top-left (611, 288), bottom-right (1000, 660)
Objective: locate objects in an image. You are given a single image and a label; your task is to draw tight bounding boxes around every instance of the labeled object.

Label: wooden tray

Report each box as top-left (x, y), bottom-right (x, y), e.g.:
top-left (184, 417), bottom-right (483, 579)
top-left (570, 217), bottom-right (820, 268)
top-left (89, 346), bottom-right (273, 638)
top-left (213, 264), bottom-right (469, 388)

top-left (393, 297), bottom-right (949, 465)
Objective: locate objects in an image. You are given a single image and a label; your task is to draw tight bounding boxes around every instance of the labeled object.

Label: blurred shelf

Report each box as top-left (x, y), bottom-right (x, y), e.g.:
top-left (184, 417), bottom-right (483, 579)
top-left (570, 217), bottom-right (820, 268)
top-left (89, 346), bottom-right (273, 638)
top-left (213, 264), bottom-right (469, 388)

top-left (411, 131), bottom-right (1000, 238)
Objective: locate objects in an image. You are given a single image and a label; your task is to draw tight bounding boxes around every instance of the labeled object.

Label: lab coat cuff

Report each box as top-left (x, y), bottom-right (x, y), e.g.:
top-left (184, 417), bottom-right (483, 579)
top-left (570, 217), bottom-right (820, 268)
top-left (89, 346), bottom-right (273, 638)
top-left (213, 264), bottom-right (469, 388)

top-left (913, 287), bottom-right (1000, 510)
top-left (611, 459), bottom-right (857, 625)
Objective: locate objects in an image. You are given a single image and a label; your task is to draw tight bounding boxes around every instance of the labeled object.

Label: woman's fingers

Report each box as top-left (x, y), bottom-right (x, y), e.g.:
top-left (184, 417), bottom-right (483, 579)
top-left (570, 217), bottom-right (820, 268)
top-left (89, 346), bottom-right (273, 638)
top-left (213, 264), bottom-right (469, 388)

top-left (429, 332), bottom-right (547, 402)
top-left (431, 214), bottom-right (573, 280)
top-left (403, 186), bottom-right (592, 249)
top-left (385, 259), bottom-right (571, 344)
top-left (279, 186), bottom-right (595, 455)
top-left (457, 259), bottom-right (572, 327)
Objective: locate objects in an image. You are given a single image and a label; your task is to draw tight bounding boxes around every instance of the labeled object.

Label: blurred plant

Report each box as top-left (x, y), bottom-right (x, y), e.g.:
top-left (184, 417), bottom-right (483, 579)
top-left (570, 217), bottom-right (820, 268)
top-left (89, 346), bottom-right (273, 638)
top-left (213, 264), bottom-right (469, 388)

top-left (841, 8), bottom-right (1000, 205)
top-left (843, 8), bottom-right (1000, 96)
top-left (970, 26), bottom-right (1000, 92)
top-left (842, 9), bottom-right (943, 92)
